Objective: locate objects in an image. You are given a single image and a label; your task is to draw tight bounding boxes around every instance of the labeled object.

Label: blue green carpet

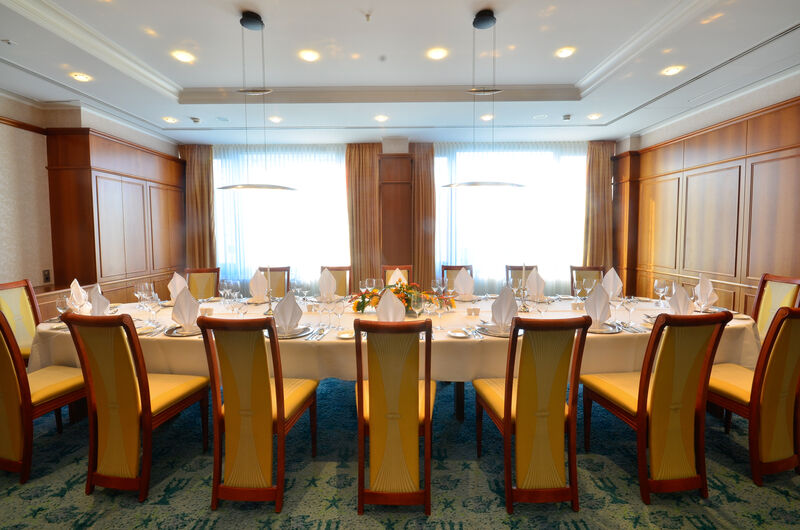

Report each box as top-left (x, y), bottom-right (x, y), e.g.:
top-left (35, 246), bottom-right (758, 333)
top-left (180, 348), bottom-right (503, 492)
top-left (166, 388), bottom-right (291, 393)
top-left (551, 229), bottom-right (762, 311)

top-left (1, 379), bottom-right (799, 528)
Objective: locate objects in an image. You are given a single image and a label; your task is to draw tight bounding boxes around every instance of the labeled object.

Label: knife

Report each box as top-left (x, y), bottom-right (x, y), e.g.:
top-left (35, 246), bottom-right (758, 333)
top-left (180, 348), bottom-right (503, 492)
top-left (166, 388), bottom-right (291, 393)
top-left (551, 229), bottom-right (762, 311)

top-left (305, 328), bottom-right (322, 341)
top-left (314, 329), bottom-right (330, 341)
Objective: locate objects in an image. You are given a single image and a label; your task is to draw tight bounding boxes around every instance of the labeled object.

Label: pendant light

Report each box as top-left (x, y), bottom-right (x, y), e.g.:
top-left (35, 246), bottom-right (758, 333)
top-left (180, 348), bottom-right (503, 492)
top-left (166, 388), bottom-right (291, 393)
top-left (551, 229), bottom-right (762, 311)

top-left (442, 9), bottom-right (522, 189)
top-left (218, 11), bottom-right (295, 192)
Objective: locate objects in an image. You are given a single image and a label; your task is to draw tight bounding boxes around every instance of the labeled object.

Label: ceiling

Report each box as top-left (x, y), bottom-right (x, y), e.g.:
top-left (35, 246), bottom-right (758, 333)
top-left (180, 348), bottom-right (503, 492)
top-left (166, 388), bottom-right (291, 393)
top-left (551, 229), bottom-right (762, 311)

top-left (0, 0), bottom-right (799, 145)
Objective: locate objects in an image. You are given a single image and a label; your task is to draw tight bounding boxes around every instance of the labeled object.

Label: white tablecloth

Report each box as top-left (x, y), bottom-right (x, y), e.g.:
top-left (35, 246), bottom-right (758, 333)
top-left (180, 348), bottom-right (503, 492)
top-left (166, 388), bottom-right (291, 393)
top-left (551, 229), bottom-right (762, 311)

top-left (29, 299), bottom-right (760, 381)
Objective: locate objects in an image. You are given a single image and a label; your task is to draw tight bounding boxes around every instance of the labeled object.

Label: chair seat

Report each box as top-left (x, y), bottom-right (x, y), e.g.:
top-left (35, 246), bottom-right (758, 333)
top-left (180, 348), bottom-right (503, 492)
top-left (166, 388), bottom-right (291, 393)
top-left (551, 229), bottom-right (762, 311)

top-left (709, 363), bottom-right (753, 406)
top-left (581, 372), bottom-right (649, 417)
top-left (28, 365), bottom-right (84, 406)
top-left (473, 378), bottom-right (569, 421)
top-left (358, 380), bottom-right (436, 423)
top-left (147, 373), bottom-right (209, 416)
top-left (221, 378), bottom-right (318, 421)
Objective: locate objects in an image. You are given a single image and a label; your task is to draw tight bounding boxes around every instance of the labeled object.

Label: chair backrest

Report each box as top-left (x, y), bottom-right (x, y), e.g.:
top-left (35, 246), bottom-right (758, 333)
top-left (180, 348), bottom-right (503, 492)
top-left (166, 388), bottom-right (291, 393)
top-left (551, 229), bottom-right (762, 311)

top-left (0, 280), bottom-right (41, 359)
top-left (639, 312), bottom-right (731, 481)
top-left (62, 313), bottom-right (150, 480)
top-left (505, 316), bottom-right (590, 489)
top-left (185, 268), bottom-right (220, 299)
top-left (441, 265), bottom-right (473, 291)
top-left (0, 312), bottom-right (32, 464)
top-left (382, 265), bottom-right (413, 286)
top-left (355, 319), bottom-right (431, 493)
top-left (198, 316), bottom-right (283, 489)
top-left (750, 306), bottom-right (800, 464)
top-left (569, 266), bottom-right (603, 295)
top-left (258, 267), bottom-right (290, 298)
top-left (505, 265), bottom-right (538, 286)
top-left (752, 274), bottom-right (800, 341)
top-left (321, 266), bottom-right (352, 296)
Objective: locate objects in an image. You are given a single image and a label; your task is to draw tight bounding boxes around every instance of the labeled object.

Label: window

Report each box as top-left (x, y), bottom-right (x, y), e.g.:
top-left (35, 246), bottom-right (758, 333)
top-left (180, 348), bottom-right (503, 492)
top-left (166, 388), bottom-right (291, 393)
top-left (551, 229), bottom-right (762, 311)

top-left (213, 144), bottom-right (349, 287)
top-left (434, 142), bottom-right (587, 294)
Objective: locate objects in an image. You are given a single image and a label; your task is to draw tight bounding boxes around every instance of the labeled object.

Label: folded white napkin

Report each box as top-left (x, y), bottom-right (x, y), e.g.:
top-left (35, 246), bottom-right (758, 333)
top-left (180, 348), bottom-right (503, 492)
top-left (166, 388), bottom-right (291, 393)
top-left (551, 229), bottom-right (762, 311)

top-left (376, 289), bottom-right (406, 322)
top-left (388, 268), bottom-right (406, 286)
top-left (249, 269), bottom-right (267, 303)
top-left (670, 285), bottom-right (694, 315)
top-left (585, 285), bottom-right (611, 329)
top-left (319, 268), bottom-right (337, 302)
top-left (88, 286), bottom-right (109, 316)
top-left (67, 279), bottom-right (90, 314)
top-left (694, 274), bottom-right (718, 308)
top-left (453, 268), bottom-right (474, 297)
top-left (602, 268), bottom-right (623, 299)
top-left (526, 268), bottom-right (546, 301)
top-left (172, 289), bottom-right (199, 329)
top-left (167, 272), bottom-right (188, 302)
top-left (491, 287), bottom-right (518, 328)
top-left (274, 291), bottom-right (303, 334)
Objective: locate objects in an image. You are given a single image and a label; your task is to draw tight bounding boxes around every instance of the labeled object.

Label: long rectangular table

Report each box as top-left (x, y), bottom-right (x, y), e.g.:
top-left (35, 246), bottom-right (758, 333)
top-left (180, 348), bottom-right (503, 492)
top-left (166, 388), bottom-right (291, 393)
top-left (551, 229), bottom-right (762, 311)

top-left (29, 298), bottom-right (761, 382)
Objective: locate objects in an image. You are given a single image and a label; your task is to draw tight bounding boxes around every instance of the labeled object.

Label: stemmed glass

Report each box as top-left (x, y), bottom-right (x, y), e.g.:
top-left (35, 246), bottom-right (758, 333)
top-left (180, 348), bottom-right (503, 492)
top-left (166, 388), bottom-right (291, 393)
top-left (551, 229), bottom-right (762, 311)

top-left (365, 278), bottom-right (376, 293)
top-left (411, 292), bottom-right (424, 320)
top-left (610, 296), bottom-right (625, 324)
top-left (333, 298), bottom-right (345, 330)
top-left (654, 279), bottom-right (668, 307)
top-left (146, 293), bottom-right (160, 326)
top-left (573, 278), bottom-right (584, 300)
top-left (431, 279), bottom-right (443, 297)
top-left (134, 281), bottom-right (145, 310)
top-left (377, 279), bottom-right (385, 293)
top-left (535, 297), bottom-right (549, 317)
top-left (55, 295), bottom-right (69, 318)
top-left (359, 280), bottom-right (367, 296)
top-left (434, 298), bottom-right (445, 330)
top-left (622, 296), bottom-right (638, 327)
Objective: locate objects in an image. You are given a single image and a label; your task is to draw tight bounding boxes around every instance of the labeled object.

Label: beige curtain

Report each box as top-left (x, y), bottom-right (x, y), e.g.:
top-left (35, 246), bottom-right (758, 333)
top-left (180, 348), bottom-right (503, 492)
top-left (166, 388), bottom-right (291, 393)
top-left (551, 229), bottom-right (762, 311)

top-left (583, 141), bottom-right (615, 269)
top-left (411, 143), bottom-right (435, 289)
top-left (179, 144), bottom-right (216, 268)
top-left (346, 143), bottom-right (381, 286)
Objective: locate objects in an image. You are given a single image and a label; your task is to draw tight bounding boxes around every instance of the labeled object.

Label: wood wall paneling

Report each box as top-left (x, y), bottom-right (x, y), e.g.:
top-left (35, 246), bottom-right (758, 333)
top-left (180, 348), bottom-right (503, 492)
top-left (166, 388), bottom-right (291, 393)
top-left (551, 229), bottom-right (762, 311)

top-left (149, 184), bottom-right (184, 272)
top-left (683, 121), bottom-right (747, 169)
top-left (121, 179), bottom-right (149, 275)
top-left (89, 133), bottom-right (184, 186)
top-left (378, 155), bottom-right (413, 267)
top-left (612, 152), bottom-right (640, 295)
top-left (637, 175), bottom-right (680, 271)
top-left (746, 103), bottom-right (800, 155)
top-left (640, 141), bottom-right (684, 178)
top-left (94, 174), bottom-right (127, 279)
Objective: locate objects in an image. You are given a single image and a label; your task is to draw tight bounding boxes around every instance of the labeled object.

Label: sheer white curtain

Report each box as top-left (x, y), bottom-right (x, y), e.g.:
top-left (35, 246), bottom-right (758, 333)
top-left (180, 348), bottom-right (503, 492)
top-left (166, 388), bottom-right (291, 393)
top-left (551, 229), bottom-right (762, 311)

top-left (213, 144), bottom-right (349, 288)
top-left (434, 142), bottom-right (587, 294)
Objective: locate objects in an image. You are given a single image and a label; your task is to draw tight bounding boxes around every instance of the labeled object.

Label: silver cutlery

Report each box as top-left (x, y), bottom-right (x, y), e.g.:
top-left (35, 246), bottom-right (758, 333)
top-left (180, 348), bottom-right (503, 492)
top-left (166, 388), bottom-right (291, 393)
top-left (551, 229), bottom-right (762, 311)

top-left (314, 329), bottom-right (330, 341)
top-left (304, 328), bottom-right (322, 341)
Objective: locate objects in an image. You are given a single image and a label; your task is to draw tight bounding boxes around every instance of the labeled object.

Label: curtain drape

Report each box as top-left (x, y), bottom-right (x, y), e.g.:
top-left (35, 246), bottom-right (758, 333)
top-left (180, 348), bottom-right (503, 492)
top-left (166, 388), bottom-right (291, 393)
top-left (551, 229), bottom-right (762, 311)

top-left (582, 140), bottom-right (615, 270)
top-left (411, 143), bottom-right (435, 289)
top-left (179, 144), bottom-right (216, 268)
top-left (346, 143), bottom-right (381, 287)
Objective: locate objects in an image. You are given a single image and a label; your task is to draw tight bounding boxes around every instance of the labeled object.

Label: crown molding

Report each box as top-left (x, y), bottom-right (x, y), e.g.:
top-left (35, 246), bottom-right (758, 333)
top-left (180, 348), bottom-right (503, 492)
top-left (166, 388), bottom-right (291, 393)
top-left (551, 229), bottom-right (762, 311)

top-left (0, 0), bottom-right (181, 100)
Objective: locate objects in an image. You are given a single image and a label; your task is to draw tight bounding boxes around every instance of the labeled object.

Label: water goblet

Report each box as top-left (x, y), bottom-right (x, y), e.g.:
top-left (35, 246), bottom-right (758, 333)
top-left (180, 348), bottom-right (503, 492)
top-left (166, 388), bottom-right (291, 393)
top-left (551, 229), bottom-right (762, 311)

top-left (411, 292), bottom-right (424, 319)
top-left (653, 279), bottom-right (668, 307)
top-left (366, 278), bottom-right (376, 293)
top-left (334, 298), bottom-right (345, 330)
top-left (622, 296), bottom-right (638, 326)
top-left (56, 295), bottom-right (69, 317)
top-left (359, 280), bottom-right (367, 295)
top-left (434, 298), bottom-right (445, 330)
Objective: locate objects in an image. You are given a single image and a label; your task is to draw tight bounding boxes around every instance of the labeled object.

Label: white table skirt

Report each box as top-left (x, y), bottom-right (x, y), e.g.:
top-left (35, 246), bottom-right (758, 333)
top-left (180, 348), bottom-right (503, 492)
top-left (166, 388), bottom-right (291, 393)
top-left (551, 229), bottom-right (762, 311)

top-left (29, 299), bottom-right (761, 382)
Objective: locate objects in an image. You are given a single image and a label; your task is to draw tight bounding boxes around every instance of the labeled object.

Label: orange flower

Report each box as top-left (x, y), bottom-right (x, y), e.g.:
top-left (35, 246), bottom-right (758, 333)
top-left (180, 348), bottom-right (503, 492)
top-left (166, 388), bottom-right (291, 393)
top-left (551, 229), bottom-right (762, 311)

top-left (369, 296), bottom-right (380, 307)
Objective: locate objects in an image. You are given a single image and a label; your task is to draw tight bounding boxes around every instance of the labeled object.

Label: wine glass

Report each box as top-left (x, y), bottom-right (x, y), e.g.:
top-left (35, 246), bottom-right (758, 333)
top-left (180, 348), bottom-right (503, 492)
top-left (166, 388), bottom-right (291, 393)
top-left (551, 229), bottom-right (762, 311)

top-left (611, 296), bottom-right (625, 324)
top-left (146, 293), bottom-right (160, 326)
top-left (411, 293), bottom-right (424, 319)
top-left (653, 279), bottom-right (668, 307)
top-left (235, 297), bottom-right (248, 318)
top-left (434, 298), bottom-right (445, 330)
top-left (333, 298), bottom-right (345, 330)
top-left (366, 278), bottom-right (376, 293)
top-left (573, 278), bottom-right (584, 299)
top-left (535, 297), bottom-right (549, 317)
top-left (377, 279), bottom-right (385, 292)
top-left (55, 295), bottom-right (69, 317)
top-left (431, 279), bottom-right (442, 297)
top-left (359, 280), bottom-right (367, 295)
top-left (622, 296), bottom-right (638, 326)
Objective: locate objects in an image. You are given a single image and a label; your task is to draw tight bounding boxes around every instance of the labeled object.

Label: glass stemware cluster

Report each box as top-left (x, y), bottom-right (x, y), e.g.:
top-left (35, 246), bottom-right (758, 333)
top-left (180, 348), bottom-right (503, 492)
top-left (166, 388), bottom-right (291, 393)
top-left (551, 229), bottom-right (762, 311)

top-left (133, 281), bottom-right (160, 325)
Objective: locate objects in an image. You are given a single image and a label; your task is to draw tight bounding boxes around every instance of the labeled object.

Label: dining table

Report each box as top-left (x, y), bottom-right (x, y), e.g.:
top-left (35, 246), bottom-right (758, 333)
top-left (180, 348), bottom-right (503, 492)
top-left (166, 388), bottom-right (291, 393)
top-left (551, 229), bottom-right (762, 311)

top-left (29, 297), bottom-right (761, 383)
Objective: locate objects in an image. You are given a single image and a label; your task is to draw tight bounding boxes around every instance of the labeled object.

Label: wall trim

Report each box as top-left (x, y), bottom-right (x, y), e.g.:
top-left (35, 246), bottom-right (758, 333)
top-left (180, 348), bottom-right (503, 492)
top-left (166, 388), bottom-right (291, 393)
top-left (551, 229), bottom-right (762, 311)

top-left (45, 128), bottom-right (184, 163)
top-left (0, 116), bottom-right (46, 135)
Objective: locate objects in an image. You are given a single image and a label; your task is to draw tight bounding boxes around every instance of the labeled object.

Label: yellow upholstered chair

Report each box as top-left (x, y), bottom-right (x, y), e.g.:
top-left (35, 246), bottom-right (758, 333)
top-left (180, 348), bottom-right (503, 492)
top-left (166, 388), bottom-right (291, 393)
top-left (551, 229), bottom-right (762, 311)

top-left (382, 265), bottom-right (413, 286)
top-left (197, 316), bottom-right (318, 511)
top-left (0, 312), bottom-right (85, 483)
top-left (62, 313), bottom-right (209, 502)
top-left (505, 265), bottom-right (538, 286)
top-left (708, 306), bottom-right (800, 485)
top-left (473, 316), bottom-right (591, 513)
top-left (569, 266), bottom-right (603, 296)
top-left (258, 267), bottom-right (290, 298)
top-left (0, 279), bottom-right (41, 364)
top-left (354, 318), bottom-right (434, 515)
top-left (321, 266), bottom-right (352, 296)
top-left (751, 273), bottom-right (800, 342)
top-left (441, 265), bottom-right (473, 291)
top-left (582, 311), bottom-right (731, 504)
top-left (185, 267), bottom-right (220, 299)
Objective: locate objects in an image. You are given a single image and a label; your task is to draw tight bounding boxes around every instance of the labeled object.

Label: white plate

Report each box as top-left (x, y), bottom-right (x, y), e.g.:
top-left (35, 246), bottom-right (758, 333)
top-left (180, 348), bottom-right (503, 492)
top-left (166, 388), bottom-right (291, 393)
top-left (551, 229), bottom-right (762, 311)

top-left (49, 323), bottom-right (68, 331)
top-left (588, 323), bottom-right (622, 334)
top-left (246, 298), bottom-right (265, 305)
top-left (486, 294), bottom-right (498, 299)
top-left (136, 325), bottom-right (158, 336)
top-left (455, 295), bottom-right (478, 302)
top-left (477, 324), bottom-right (510, 338)
top-left (336, 330), bottom-right (355, 340)
top-left (164, 325), bottom-right (201, 337)
top-left (447, 329), bottom-right (470, 339)
top-left (160, 300), bottom-right (175, 307)
top-left (276, 326), bottom-right (313, 339)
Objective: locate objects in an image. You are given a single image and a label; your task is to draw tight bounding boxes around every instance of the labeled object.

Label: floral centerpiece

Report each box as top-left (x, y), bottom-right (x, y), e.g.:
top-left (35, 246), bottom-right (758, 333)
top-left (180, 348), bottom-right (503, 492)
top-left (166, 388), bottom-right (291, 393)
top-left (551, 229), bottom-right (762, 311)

top-left (350, 281), bottom-right (455, 313)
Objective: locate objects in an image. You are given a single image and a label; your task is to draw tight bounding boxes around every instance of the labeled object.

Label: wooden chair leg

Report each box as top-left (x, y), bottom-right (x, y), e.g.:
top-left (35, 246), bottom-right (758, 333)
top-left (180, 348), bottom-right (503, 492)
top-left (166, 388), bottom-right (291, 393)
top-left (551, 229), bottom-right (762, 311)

top-left (476, 398), bottom-right (483, 458)
top-left (86, 418), bottom-right (97, 495)
top-left (201, 394), bottom-right (209, 452)
top-left (724, 409), bottom-right (732, 434)
top-left (211, 419), bottom-right (222, 510)
top-left (275, 432), bottom-right (285, 513)
top-left (310, 394), bottom-right (318, 458)
top-left (454, 382), bottom-right (465, 422)
top-left (20, 421), bottom-right (33, 484)
top-left (139, 430), bottom-right (152, 503)
top-left (54, 407), bottom-right (63, 434)
top-left (424, 421), bottom-right (431, 516)
top-left (583, 392), bottom-right (592, 452)
top-left (504, 426), bottom-right (513, 514)
top-left (637, 426), bottom-right (650, 504)
top-left (696, 414), bottom-right (709, 499)
top-left (357, 421), bottom-right (365, 515)
top-left (568, 419), bottom-right (579, 512)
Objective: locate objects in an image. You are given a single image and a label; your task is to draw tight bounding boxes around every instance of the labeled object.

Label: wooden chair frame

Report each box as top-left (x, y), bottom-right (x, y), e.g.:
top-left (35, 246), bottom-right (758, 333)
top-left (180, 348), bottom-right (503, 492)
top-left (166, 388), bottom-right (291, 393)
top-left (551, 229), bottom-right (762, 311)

top-left (258, 266), bottom-right (291, 295)
top-left (354, 318), bottom-right (433, 515)
top-left (0, 279), bottom-right (43, 366)
top-left (476, 316), bottom-right (591, 513)
top-left (583, 311), bottom-right (731, 504)
top-left (0, 312), bottom-right (85, 483)
top-left (751, 273), bottom-right (800, 321)
top-left (504, 265), bottom-right (538, 286)
top-left (569, 266), bottom-right (604, 296)
top-left (185, 267), bottom-right (221, 297)
top-left (321, 265), bottom-right (353, 294)
top-left (381, 265), bottom-right (413, 285)
top-left (62, 313), bottom-right (208, 502)
top-left (441, 265), bottom-right (473, 285)
top-left (709, 306), bottom-right (800, 485)
top-left (197, 316), bottom-right (317, 511)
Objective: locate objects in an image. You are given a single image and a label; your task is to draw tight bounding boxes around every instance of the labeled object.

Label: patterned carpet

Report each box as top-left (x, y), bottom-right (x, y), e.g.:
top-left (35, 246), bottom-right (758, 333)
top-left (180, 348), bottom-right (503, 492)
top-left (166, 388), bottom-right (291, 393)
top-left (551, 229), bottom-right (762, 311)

top-left (1, 379), bottom-right (799, 529)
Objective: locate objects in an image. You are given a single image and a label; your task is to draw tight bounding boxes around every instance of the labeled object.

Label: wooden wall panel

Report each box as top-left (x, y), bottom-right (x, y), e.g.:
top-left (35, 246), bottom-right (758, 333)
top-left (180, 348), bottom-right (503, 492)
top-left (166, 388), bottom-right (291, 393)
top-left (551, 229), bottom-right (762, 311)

top-left (149, 184), bottom-right (184, 272)
top-left (89, 133), bottom-right (184, 186)
top-left (94, 174), bottom-right (127, 280)
top-left (612, 152), bottom-right (639, 295)
top-left (682, 163), bottom-right (741, 278)
top-left (122, 180), bottom-right (149, 276)
top-left (683, 121), bottom-right (746, 169)
top-left (378, 155), bottom-right (413, 267)
top-left (746, 103), bottom-right (800, 154)
top-left (47, 168), bottom-right (96, 286)
top-left (640, 142), bottom-right (683, 178)
top-left (637, 175), bottom-right (679, 270)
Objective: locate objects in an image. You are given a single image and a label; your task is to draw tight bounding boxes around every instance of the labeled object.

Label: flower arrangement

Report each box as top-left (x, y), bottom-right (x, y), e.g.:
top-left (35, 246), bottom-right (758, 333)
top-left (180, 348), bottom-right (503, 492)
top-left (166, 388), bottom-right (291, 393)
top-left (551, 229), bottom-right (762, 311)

top-left (350, 281), bottom-right (456, 313)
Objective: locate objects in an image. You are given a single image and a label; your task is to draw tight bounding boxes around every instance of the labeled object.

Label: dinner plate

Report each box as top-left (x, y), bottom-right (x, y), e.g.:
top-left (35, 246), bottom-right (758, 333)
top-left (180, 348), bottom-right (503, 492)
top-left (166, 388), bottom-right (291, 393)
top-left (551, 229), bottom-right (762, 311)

top-left (136, 325), bottom-right (158, 336)
top-left (160, 300), bottom-right (175, 307)
top-left (205, 297), bottom-right (222, 302)
top-left (477, 325), bottom-right (510, 338)
top-left (486, 294), bottom-right (498, 299)
top-left (588, 322), bottom-right (622, 334)
top-left (455, 295), bottom-right (478, 302)
top-left (164, 325), bottom-right (201, 337)
top-left (336, 330), bottom-right (355, 340)
top-left (246, 298), bottom-right (266, 305)
top-left (276, 326), bottom-right (313, 339)
top-left (447, 329), bottom-right (470, 339)
top-left (49, 323), bottom-right (68, 331)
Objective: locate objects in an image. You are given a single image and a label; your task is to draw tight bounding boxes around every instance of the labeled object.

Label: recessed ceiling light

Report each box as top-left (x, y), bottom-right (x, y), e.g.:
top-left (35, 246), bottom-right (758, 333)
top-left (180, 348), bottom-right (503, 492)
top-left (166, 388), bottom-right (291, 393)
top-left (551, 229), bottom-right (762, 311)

top-left (142, 27), bottom-right (158, 37)
top-left (426, 47), bottom-right (449, 60)
top-left (480, 114), bottom-right (494, 121)
top-left (700, 12), bottom-right (724, 24)
top-left (69, 72), bottom-right (93, 82)
top-left (268, 116), bottom-right (283, 124)
top-left (587, 113), bottom-right (602, 120)
top-left (662, 48), bottom-right (673, 54)
top-left (162, 116), bottom-right (178, 124)
top-left (298, 49), bottom-right (320, 62)
top-left (507, 44), bottom-right (516, 51)
top-left (374, 114), bottom-right (389, 123)
top-left (555, 46), bottom-right (575, 58)
top-left (660, 65), bottom-right (685, 76)
top-left (351, 53), bottom-right (361, 60)
top-left (532, 114), bottom-right (548, 120)
top-left (170, 50), bottom-right (195, 63)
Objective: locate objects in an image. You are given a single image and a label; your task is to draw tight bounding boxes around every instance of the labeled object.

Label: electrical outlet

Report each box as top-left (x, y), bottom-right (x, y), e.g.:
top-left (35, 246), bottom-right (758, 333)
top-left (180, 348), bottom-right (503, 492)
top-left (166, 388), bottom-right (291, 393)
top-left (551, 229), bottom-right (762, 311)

top-left (43, 269), bottom-right (51, 283)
